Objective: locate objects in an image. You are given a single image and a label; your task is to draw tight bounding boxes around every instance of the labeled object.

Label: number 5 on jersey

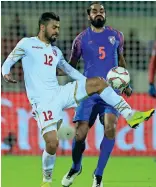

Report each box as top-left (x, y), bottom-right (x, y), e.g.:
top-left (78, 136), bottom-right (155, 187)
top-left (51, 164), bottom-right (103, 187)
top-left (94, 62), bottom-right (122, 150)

top-left (99, 46), bottom-right (106, 60)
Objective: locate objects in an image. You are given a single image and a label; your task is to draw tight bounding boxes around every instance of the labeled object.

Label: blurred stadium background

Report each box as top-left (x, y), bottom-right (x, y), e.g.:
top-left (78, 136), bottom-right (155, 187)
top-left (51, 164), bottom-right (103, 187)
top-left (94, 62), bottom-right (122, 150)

top-left (1, 1), bottom-right (156, 187)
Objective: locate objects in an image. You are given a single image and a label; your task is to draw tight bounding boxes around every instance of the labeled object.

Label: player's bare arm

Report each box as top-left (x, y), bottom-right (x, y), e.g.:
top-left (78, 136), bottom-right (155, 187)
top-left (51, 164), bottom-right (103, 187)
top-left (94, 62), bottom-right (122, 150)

top-left (69, 58), bottom-right (79, 69)
top-left (119, 45), bottom-right (132, 97)
top-left (118, 52), bottom-right (132, 97)
top-left (118, 54), bottom-right (127, 68)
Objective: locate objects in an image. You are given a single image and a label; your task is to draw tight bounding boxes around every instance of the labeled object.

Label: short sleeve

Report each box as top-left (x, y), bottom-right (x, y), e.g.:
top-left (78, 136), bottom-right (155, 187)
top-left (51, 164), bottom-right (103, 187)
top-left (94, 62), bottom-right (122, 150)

top-left (69, 34), bottom-right (82, 62)
top-left (117, 31), bottom-right (124, 55)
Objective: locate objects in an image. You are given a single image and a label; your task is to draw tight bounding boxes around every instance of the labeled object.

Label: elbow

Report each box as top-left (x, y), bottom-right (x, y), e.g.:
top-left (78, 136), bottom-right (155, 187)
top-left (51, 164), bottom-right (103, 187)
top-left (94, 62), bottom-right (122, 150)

top-left (1, 64), bottom-right (6, 76)
top-left (69, 61), bottom-right (77, 69)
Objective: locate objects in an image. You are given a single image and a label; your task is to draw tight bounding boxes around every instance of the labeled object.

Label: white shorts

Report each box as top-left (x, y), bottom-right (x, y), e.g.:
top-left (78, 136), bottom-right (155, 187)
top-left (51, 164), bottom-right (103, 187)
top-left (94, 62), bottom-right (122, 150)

top-left (32, 79), bottom-right (87, 136)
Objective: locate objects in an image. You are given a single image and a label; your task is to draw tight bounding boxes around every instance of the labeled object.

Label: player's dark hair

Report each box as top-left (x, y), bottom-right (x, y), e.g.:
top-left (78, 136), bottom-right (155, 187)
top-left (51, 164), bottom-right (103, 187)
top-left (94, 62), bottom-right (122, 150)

top-left (87, 1), bottom-right (105, 15)
top-left (38, 12), bottom-right (60, 29)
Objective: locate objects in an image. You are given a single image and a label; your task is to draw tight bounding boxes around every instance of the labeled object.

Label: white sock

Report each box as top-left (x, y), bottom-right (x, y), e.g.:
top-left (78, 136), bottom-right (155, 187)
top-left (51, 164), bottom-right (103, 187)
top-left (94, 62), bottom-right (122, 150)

top-left (100, 86), bottom-right (133, 119)
top-left (42, 150), bottom-right (56, 182)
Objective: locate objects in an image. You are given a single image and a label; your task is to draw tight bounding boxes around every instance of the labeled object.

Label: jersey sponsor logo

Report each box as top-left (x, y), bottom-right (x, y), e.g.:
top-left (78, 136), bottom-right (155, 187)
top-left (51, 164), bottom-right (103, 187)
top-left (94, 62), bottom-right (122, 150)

top-left (32, 46), bottom-right (43, 49)
top-left (108, 36), bottom-right (116, 45)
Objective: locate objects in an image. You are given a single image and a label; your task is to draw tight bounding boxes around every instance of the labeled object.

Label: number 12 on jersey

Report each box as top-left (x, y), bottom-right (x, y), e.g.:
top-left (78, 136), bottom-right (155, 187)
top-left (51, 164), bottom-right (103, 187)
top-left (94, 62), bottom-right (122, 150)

top-left (44, 54), bottom-right (53, 66)
top-left (43, 110), bottom-right (53, 121)
top-left (99, 46), bottom-right (106, 60)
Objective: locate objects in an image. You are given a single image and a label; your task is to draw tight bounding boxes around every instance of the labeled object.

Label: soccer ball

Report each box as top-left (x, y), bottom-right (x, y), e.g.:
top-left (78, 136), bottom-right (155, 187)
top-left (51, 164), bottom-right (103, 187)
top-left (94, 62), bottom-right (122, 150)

top-left (106, 67), bottom-right (130, 92)
top-left (58, 126), bottom-right (75, 140)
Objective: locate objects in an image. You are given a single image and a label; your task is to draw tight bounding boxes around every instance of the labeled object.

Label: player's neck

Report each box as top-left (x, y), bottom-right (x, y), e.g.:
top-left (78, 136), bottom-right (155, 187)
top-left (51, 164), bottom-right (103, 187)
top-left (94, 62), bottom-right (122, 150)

top-left (37, 33), bottom-right (50, 44)
top-left (90, 25), bottom-right (104, 33)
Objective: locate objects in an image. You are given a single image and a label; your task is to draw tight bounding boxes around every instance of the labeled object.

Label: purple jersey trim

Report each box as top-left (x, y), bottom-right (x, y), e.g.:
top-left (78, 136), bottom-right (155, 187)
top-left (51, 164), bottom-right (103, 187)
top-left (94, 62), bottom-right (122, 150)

top-left (69, 29), bottom-right (87, 62)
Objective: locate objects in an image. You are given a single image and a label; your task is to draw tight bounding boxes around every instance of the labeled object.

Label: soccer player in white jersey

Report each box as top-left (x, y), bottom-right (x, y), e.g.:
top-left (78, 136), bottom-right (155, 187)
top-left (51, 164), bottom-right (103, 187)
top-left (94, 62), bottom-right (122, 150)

top-left (2, 12), bottom-right (155, 187)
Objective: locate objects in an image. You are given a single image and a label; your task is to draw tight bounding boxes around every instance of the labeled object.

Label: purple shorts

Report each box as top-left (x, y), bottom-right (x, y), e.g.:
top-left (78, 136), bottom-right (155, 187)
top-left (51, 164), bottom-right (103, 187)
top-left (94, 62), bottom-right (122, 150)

top-left (73, 94), bottom-right (119, 127)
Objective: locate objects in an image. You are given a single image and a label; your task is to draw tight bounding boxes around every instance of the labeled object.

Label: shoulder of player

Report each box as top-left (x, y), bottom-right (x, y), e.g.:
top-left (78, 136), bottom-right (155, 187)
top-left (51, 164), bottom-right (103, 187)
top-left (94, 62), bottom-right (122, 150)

top-left (74, 28), bottom-right (88, 41)
top-left (14, 37), bottom-right (33, 50)
top-left (105, 26), bottom-right (123, 38)
top-left (16, 37), bottom-right (29, 45)
top-left (16, 37), bottom-right (46, 51)
top-left (17, 37), bottom-right (37, 46)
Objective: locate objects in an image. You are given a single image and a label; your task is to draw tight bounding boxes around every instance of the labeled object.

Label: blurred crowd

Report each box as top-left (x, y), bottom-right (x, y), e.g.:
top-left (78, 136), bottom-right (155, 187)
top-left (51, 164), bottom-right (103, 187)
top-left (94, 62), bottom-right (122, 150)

top-left (1, 13), bottom-right (156, 96)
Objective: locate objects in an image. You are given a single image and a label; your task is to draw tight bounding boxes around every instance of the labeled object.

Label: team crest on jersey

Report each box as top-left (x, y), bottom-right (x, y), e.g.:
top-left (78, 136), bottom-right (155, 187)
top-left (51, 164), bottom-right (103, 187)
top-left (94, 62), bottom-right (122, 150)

top-left (53, 49), bottom-right (57, 56)
top-left (108, 36), bottom-right (116, 45)
top-left (88, 40), bottom-right (93, 44)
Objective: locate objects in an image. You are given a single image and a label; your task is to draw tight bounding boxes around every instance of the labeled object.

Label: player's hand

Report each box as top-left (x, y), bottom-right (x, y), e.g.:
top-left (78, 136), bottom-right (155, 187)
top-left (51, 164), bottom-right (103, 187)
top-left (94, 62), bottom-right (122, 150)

top-left (123, 85), bottom-right (132, 97)
top-left (3, 73), bottom-right (17, 83)
top-left (148, 84), bottom-right (156, 98)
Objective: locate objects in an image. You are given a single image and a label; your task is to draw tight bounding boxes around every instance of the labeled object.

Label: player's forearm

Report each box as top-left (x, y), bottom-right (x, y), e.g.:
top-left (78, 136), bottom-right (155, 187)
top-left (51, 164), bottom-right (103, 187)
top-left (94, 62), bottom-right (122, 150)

top-left (118, 54), bottom-right (133, 93)
top-left (68, 68), bottom-right (86, 81)
top-left (148, 56), bottom-right (156, 84)
top-left (118, 54), bottom-right (127, 68)
top-left (59, 61), bottom-right (86, 81)
top-left (69, 58), bottom-right (79, 69)
top-left (56, 59), bottom-right (78, 76)
top-left (2, 58), bottom-right (16, 76)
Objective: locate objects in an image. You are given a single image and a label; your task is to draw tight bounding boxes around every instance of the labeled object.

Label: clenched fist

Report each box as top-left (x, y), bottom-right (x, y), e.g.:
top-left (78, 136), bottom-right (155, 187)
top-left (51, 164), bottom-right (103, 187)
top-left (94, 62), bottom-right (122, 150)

top-left (3, 73), bottom-right (17, 83)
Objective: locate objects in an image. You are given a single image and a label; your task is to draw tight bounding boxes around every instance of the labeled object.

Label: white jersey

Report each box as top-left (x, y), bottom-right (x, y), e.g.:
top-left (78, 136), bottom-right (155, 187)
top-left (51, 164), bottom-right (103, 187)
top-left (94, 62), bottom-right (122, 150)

top-left (2, 37), bottom-right (85, 104)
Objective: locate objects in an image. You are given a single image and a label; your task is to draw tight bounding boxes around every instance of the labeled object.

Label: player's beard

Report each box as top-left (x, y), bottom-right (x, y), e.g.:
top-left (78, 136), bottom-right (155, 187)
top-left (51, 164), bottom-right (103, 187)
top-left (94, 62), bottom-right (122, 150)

top-left (90, 15), bottom-right (106, 28)
top-left (45, 30), bottom-right (57, 43)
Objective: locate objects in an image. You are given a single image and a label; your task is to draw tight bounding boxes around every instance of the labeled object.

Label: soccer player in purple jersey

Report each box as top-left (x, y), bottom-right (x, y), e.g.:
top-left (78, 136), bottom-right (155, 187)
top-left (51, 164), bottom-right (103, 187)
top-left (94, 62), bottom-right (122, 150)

top-left (62, 2), bottom-right (134, 187)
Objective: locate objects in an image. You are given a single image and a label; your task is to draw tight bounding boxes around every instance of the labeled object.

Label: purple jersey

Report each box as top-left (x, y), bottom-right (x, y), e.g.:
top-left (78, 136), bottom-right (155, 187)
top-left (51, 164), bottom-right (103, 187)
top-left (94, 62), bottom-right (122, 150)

top-left (70, 26), bottom-right (124, 79)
